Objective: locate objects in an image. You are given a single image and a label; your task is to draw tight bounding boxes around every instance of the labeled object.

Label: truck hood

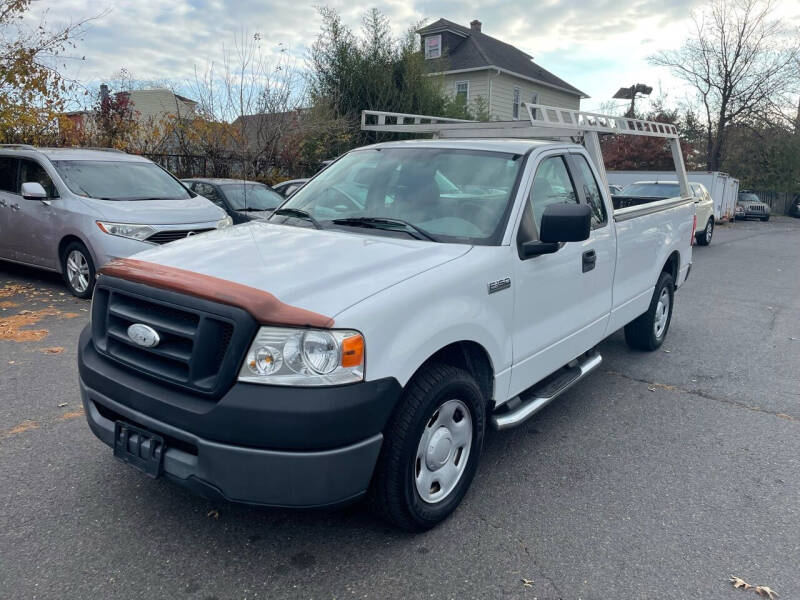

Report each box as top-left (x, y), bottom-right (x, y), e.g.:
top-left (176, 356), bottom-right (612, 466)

top-left (130, 222), bottom-right (471, 319)
top-left (83, 195), bottom-right (225, 224)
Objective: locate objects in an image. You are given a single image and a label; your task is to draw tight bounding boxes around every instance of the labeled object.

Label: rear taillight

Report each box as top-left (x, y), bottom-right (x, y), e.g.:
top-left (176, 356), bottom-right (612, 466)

top-left (690, 214), bottom-right (697, 245)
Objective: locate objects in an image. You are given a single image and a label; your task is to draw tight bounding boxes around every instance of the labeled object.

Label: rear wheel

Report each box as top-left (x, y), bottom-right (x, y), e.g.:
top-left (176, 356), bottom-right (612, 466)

top-left (61, 241), bottom-right (95, 299)
top-left (624, 271), bottom-right (674, 351)
top-left (696, 217), bottom-right (714, 246)
top-left (368, 363), bottom-right (485, 531)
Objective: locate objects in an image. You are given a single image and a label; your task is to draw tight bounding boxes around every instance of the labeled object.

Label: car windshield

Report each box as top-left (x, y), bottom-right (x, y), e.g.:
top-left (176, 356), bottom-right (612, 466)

top-left (620, 183), bottom-right (680, 198)
top-left (738, 193), bottom-right (760, 203)
top-left (270, 147), bottom-right (524, 244)
top-left (52, 160), bottom-right (192, 201)
top-left (221, 183), bottom-right (283, 211)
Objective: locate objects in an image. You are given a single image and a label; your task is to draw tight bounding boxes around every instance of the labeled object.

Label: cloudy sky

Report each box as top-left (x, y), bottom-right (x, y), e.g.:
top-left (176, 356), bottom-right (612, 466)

top-left (28, 0), bottom-right (800, 113)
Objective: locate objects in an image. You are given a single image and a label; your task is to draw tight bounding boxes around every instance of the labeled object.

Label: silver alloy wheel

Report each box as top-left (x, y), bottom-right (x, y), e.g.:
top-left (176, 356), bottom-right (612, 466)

top-left (66, 250), bottom-right (90, 294)
top-left (414, 399), bottom-right (473, 504)
top-left (705, 220), bottom-right (713, 243)
top-left (654, 287), bottom-right (670, 339)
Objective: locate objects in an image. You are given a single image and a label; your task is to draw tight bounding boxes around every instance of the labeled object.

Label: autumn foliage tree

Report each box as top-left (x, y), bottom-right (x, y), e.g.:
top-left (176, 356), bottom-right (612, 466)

top-left (0, 0), bottom-right (92, 143)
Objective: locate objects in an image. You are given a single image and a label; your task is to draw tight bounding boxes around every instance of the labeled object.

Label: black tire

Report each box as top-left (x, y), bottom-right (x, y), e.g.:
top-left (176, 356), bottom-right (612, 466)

top-left (368, 363), bottom-right (486, 531)
top-left (61, 241), bottom-right (96, 299)
top-left (695, 217), bottom-right (713, 246)
top-left (624, 271), bottom-right (675, 351)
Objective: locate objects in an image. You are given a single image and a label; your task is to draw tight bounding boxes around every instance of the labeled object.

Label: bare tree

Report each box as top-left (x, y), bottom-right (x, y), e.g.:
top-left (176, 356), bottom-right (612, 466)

top-left (650, 0), bottom-right (799, 170)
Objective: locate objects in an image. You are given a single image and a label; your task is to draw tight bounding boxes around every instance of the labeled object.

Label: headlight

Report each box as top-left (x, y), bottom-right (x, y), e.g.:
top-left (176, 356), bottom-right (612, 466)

top-left (216, 215), bottom-right (233, 229)
top-left (96, 221), bottom-right (156, 241)
top-left (238, 326), bottom-right (364, 386)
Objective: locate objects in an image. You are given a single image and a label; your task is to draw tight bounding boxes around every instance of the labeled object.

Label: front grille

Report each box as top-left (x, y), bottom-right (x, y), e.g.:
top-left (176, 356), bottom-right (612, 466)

top-left (147, 228), bottom-right (214, 244)
top-left (749, 205), bottom-right (765, 212)
top-left (91, 278), bottom-right (257, 398)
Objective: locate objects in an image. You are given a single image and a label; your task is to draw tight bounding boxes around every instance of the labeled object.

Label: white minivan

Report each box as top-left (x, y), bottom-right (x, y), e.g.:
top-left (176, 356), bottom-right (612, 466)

top-left (0, 145), bottom-right (230, 297)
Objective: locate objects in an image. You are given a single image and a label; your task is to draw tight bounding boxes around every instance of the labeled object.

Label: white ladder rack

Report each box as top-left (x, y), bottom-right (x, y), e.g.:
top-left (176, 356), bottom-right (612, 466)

top-left (360, 103), bottom-right (690, 199)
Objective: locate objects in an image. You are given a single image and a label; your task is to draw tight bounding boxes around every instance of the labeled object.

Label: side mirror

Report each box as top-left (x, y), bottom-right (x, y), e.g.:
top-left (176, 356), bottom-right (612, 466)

top-left (520, 203), bottom-right (591, 258)
top-left (540, 203), bottom-right (591, 243)
top-left (21, 182), bottom-right (47, 200)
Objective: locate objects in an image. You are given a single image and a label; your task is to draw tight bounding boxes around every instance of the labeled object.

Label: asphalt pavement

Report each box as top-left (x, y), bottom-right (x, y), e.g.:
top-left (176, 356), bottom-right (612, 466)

top-left (1, 217), bottom-right (798, 600)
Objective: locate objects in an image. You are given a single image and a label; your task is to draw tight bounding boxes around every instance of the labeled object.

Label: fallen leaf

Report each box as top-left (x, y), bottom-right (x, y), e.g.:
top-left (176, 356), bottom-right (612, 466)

top-left (663, 349), bottom-right (671, 353)
top-left (648, 386), bottom-right (657, 392)
top-left (58, 402), bottom-right (68, 407)
top-left (521, 578), bottom-right (534, 588)
top-left (41, 347), bottom-right (64, 355)
top-left (207, 509), bottom-right (219, 520)
top-left (58, 408), bottom-right (84, 421)
top-left (730, 575), bottom-right (752, 590)
top-left (755, 585), bottom-right (778, 599)
top-left (2, 420), bottom-right (40, 438)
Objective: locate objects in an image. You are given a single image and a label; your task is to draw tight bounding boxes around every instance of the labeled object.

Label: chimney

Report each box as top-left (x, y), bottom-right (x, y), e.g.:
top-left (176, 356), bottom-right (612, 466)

top-left (470, 19), bottom-right (482, 33)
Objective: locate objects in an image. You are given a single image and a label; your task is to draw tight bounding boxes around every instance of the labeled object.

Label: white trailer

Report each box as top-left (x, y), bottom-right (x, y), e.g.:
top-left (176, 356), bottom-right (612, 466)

top-left (607, 171), bottom-right (739, 221)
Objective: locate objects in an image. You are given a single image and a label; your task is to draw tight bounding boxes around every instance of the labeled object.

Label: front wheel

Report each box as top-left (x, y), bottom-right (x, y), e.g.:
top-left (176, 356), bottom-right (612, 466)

top-left (61, 241), bottom-right (96, 299)
top-left (696, 217), bottom-right (714, 246)
top-left (624, 271), bottom-right (675, 351)
top-left (368, 363), bottom-right (486, 531)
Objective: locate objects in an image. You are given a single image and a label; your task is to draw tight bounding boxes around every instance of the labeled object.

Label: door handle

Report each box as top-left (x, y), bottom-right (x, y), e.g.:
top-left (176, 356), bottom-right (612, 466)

top-left (582, 249), bottom-right (596, 273)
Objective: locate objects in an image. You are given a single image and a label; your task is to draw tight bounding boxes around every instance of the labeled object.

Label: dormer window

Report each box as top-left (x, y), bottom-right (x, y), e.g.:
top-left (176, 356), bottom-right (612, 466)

top-left (424, 34), bottom-right (442, 59)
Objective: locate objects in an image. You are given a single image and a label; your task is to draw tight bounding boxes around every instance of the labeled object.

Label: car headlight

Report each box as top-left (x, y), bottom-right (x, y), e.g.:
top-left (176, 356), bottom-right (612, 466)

top-left (238, 326), bottom-right (364, 386)
top-left (216, 215), bottom-right (233, 229)
top-left (96, 221), bottom-right (156, 241)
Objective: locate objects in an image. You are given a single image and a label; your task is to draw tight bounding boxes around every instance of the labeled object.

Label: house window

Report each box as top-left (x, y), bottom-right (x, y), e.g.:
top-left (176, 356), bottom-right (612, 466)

top-left (512, 87), bottom-right (521, 119)
top-left (530, 91), bottom-right (539, 119)
top-left (455, 81), bottom-right (469, 105)
top-left (424, 35), bottom-right (442, 59)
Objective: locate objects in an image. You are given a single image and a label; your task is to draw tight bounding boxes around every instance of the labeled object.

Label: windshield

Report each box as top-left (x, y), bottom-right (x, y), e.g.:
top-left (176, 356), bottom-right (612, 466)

top-left (52, 160), bottom-right (192, 201)
top-left (738, 193), bottom-right (760, 203)
top-left (620, 183), bottom-right (680, 198)
top-left (270, 147), bottom-right (524, 244)
top-left (221, 183), bottom-right (283, 211)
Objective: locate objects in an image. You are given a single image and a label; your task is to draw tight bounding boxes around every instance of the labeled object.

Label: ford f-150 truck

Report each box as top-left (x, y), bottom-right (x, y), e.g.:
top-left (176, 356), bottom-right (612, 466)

top-left (79, 105), bottom-right (695, 530)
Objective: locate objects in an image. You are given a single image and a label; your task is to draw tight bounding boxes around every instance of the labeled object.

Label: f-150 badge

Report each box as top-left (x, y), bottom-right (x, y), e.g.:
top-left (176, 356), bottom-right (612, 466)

top-left (488, 277), bottom-right (511, 294)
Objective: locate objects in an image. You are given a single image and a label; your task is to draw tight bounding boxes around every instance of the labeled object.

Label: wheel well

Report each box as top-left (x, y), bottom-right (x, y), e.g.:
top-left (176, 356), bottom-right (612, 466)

top-left (424, 341), bottom-right (494, 406)
top-left (662, 250), bottom-right (679, 282)
top-left (58, 235), bottom-right (85, 261)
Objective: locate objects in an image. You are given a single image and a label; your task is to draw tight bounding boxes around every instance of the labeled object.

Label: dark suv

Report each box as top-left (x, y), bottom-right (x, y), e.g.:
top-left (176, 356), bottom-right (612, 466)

top-left (182, 178), bottom-right (284, 224)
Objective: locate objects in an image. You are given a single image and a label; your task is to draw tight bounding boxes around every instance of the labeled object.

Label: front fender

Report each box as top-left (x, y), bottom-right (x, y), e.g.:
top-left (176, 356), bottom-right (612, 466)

top-left (332, 246), bottom-right (515, 400)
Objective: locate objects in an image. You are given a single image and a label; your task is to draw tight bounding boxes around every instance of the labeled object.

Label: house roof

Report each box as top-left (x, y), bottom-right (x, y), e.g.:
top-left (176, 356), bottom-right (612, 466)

top-left (417, 18), bottom-right (588, 98)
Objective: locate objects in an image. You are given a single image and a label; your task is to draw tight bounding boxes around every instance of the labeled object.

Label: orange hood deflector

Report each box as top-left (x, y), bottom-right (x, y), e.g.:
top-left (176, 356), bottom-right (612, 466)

top-left (99, 258), bottom-right (334, 328)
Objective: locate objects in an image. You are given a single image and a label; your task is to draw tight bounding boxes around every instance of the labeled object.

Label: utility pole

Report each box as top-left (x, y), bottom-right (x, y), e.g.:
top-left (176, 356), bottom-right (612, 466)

top-left (613, 84), bottom-right (653, 117)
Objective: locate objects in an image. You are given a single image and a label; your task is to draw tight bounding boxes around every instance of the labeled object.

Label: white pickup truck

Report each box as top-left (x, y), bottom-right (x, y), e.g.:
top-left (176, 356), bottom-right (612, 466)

top-left (78, 105), bottom-right (695, 530)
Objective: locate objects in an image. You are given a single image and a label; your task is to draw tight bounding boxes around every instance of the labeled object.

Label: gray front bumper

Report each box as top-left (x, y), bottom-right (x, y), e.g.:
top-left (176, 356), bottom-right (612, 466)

top-left (81, 380), bottom-right (383, 508)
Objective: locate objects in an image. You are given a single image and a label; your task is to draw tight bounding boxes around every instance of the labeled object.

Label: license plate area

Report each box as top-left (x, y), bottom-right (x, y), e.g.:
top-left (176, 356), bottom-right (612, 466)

top-left (113, 421), bottom-right (165, 478)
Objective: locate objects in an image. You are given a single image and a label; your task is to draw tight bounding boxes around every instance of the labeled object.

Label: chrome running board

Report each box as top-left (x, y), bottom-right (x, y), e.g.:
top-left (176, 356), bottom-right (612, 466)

top-left (491, 352), bottom-right (603, 430)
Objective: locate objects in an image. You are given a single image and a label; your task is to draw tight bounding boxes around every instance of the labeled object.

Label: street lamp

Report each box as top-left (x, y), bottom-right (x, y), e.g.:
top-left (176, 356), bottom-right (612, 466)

top-left (613, 83), bottom-right (653, 117)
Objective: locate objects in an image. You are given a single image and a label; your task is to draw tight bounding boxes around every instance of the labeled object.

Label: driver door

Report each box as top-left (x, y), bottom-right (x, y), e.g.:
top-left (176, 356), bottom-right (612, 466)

top-left (8, 158), bottom-right (60, 268)
top-left (509, 153), bottom-right (611, 397)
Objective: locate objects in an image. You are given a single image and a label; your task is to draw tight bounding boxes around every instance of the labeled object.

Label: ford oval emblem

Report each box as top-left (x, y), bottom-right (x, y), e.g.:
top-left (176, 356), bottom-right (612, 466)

top-left (127, 323), bottom-right (160, 348)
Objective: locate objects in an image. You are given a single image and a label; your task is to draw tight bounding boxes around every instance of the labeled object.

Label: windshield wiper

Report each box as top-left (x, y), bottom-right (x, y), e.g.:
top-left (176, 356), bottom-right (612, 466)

top-left (272, 207), bottom-right (323, 229)
top-left (239, 207), bottom-right (272, 212)
top-left (331, 217), bottom-right (438, 242)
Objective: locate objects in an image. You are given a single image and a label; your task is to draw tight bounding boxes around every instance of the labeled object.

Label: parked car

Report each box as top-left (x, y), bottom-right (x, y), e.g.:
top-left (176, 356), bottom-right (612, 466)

top-left (616, 180), bottom-right (715, 245)
top-left (272, 178), bottom-right (308, 197)
top-left (736, 192), bottom-right (770, 221)
top-left (0, 145), bottom-right (230, 297)
top-left (182, 178), bottom-right (284, 224)
top-left (608, 184), bottom-right (624, 195)
top-left (789, 194), bottom-right (800, 218)
top-left (79, 111), bottom-right (695, 531)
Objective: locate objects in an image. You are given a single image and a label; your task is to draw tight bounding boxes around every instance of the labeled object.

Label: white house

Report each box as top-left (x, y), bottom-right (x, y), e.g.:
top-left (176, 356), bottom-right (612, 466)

top-left (418, 19), bottom-right (587, 120)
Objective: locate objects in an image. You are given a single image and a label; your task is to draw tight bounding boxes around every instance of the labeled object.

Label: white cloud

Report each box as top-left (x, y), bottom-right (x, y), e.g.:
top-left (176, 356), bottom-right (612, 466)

top-left (27, 0), bottom-right (800, 113)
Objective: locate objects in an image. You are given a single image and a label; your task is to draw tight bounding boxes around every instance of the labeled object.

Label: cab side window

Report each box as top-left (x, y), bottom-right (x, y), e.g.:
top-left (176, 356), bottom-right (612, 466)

top-left (0, 157), bottom-right (19, 192)
top-left (529, 156), bottom-right (578, 230)
top-left (19, 159), bottom-right (58, 198)
top-left (518, 155), bottom-right (578, 244)
top-left (571, 155), bottom-right (607, 228)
